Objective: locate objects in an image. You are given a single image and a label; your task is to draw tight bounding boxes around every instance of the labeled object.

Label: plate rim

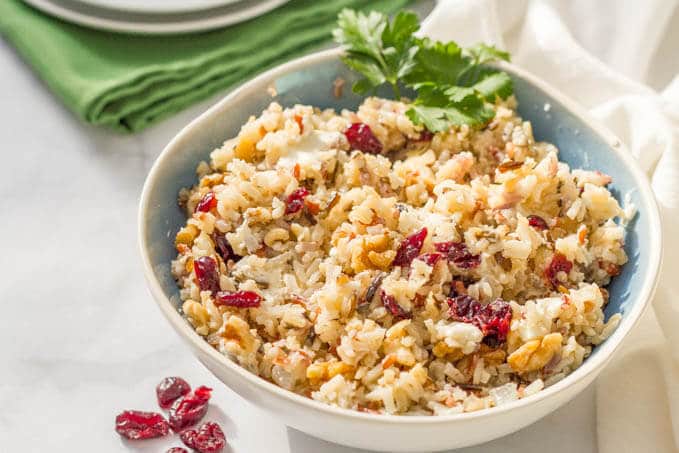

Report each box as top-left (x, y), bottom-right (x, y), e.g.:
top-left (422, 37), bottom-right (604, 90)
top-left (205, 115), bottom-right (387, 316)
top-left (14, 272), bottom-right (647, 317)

top-left (68, 0), bottom-right (244, 15)
top-left (23, 0), bottom-right (290, 34)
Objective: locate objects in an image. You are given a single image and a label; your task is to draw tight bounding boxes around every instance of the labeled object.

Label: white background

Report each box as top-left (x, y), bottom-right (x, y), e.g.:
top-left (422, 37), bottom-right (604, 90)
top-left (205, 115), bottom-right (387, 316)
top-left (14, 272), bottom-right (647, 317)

top-left (2, 0), bottom-right (678, 451)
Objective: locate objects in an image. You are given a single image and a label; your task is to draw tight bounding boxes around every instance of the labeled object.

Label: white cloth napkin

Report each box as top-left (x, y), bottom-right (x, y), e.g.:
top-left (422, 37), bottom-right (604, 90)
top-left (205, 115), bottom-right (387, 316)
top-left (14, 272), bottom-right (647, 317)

top-left (421, 1), bottom-right (679, 451)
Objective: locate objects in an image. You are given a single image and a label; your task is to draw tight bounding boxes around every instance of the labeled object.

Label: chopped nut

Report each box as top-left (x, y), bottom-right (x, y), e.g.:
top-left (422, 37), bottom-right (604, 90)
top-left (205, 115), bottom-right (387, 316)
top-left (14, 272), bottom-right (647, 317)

top-left (432, 342), bottom-right (465, 361)
top-left (175, 224), bottom-right (199, 248)
top-left (220, 315), bottom-right (259, 356)
top-left (184, 257), bottom-right (194, 274)
top-left (350, 234), bottom-right (393, 273)
top-left (481, 348), bottom-right (506, 366)
top-left (182, 300), bottom-right (210, 336)
top-left (367, 250), bottom-right (396, 269)
top-left (199, 174), bottom-right (224, 188)
top-left (507, 333), bottom-right (563, 373)
top-left (306, 362), bottom-right (327, 381)
top-left (306, 361), bottom-right (353, 382)
top-left (328, 362), bottom-right (354, 379)
top-left (264, 228), bottom-right (290, 247)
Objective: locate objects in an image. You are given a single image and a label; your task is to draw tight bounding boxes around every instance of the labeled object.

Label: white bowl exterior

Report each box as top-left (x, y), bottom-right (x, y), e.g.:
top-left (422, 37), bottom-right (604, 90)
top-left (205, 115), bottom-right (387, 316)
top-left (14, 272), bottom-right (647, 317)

top-left (139, 48), bottom-right (663, 451)
top-left (192, 330), bottom-right (604, 452)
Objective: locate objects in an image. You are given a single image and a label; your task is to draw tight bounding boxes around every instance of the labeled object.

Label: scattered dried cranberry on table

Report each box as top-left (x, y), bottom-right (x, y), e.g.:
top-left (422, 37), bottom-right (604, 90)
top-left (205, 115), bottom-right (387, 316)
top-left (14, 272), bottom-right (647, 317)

top-left (115, 410), bottom-right (170, 440)
top-left (180, 421), bottom-right (226, 453)
top-left (169, 386), bottom-right (213, 432)
top-left (157, 377), bottom-right (191, 409)
top-left (116, 377), bottom-right (225, 451)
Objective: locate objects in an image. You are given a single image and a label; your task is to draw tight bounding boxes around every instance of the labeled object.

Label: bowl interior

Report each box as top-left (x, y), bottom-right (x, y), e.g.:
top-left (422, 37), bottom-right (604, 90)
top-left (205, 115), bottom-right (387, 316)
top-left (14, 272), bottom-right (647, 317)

top-left (142, 55), bottom-right (649, 365)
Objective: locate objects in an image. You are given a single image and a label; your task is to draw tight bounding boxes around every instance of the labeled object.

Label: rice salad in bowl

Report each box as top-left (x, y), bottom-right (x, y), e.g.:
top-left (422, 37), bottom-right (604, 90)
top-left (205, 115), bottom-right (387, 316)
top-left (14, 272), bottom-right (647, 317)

top-left (170, 94), bottom-right (630, 416)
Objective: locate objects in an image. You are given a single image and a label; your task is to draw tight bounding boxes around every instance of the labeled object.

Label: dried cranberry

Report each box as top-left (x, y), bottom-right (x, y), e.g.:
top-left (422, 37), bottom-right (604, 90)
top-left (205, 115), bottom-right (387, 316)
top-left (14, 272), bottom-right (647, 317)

top-left (115, 410), bottom-right (170, 440)
top-left (435, 241), bottom-right (481, 269)
top-left (214, 290), bottom-right (262, 308)
top-left (180, 421), bottom-right (226, 453)
top-left (447, 297), bottom-right (512, 344)
top-left (393, 228), bottom-right (428, 267)
top-left (380, 290), bottom-right (411, 319)
top-left (167, 448), bottom-right (188, 453)
top-left (285, 187), bottom-right (310, 215)
top-left (195, 192), bottom-right (218, 213)
top-left (156, 377), bottom-right (191, 409)
top-left (475, 299), bottom-right (512, 343)
top-left (213, 234), bottom-right (240, 263)
top-left (527, 215), bottom-right (548, 230)
top-left (169, 386), bottom-right (212, 432)
top-left (194, 256), bottom-right (220, 293)
top-left (545, 253), bottom-right (573, 288)
top-left (447, 295), bottom-right (481, 322)
top-left (417, 252), bottom-right (443, 267)
top-left (344, 122), bottom-right (383, 154)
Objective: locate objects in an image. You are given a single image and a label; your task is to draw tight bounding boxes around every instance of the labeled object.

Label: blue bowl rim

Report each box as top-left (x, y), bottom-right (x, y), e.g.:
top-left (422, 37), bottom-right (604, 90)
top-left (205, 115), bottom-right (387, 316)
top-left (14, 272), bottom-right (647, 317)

top-left (138, 47), bottom-right (663, 424)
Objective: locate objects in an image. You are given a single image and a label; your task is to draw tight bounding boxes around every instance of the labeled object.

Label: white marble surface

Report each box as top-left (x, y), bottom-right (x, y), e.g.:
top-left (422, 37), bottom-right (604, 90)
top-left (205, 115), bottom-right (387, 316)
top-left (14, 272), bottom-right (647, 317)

top-left (0, 37), bottom-right (603, 452)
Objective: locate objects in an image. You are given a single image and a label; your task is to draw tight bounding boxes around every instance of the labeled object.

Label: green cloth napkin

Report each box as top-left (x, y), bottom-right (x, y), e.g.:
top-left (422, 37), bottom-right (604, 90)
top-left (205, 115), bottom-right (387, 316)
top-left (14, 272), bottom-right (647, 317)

top-left (0, 0), bottom-right (411, 132)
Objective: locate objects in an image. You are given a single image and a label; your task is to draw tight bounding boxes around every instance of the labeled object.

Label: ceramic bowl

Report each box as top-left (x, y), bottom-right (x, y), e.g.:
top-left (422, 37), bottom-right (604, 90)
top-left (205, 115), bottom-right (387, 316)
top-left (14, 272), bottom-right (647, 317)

top-left (138, 48), bottom-right (662, 452)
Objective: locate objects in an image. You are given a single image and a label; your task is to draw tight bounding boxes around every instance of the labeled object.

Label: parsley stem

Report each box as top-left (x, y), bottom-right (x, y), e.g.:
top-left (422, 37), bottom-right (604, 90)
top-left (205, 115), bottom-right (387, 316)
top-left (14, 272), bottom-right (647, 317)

top-left (391, 82), bottom-right (401, 100)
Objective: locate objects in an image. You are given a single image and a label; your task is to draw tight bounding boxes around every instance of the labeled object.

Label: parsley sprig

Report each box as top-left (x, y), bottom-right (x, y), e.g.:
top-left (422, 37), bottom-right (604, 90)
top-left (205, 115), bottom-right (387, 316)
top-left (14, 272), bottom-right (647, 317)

top-left (333, 9), bottom-right (513, 132)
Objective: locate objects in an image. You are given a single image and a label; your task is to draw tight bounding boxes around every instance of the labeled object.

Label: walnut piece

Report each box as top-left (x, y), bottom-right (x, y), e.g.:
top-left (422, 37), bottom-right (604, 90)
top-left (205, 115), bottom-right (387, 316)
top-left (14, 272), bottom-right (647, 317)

top-left (507, 333), bottom-right (563, 372)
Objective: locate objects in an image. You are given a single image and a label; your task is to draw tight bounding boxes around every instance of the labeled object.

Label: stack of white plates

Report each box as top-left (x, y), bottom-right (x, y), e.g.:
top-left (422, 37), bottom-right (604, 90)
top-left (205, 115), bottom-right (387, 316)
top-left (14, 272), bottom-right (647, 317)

top-left (24, 0), bottom-right (290, 34)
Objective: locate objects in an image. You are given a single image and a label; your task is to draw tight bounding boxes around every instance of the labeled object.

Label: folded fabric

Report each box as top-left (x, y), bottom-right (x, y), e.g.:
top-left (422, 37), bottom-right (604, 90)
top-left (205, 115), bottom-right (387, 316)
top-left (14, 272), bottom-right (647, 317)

top-left (424, 0), bottom-right (679, 452)
top-left (0, 0), bottom-right (411, 133)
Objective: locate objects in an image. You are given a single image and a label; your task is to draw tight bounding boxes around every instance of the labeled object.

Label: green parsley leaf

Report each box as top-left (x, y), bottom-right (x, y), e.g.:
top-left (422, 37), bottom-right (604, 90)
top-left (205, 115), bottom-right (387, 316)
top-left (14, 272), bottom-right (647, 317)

top-left (333, 9), bottom-right (386, 64)
top-left (333, 9), bottom-right (514, 131)
top-left (464, 43), bottom-right (511, 65)
top-left (405, 38), bottom-right (468, 87)
top-left (406, 85), bottom-right (495, 132)
top-left (333, 9), bottom-right (419, 97)
top-left (471, 71), bottom-right (513, 101)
